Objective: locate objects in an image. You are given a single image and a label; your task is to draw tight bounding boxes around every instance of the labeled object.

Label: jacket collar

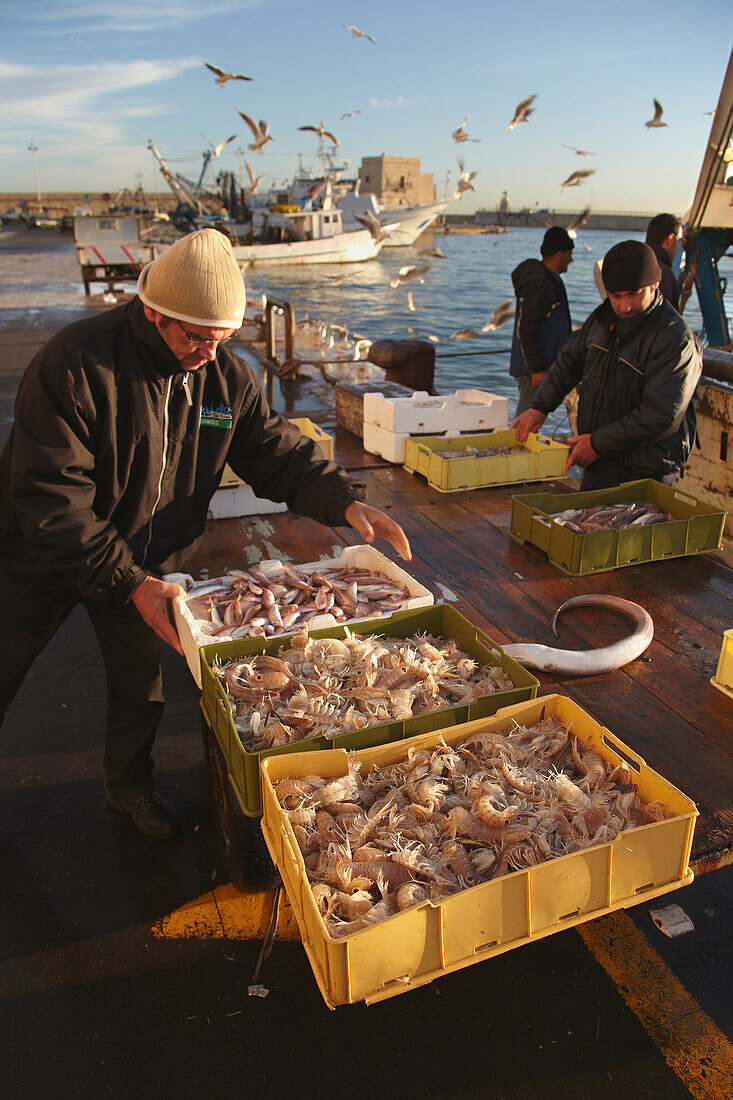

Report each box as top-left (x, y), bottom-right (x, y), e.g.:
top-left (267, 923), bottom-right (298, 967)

top-left (126, 296), bottom-right (191, 379)
top-left (594, 290), bottom-right (663, 338)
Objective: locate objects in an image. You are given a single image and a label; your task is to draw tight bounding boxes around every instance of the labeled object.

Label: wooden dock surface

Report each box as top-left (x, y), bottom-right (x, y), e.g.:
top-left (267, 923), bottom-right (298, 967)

top-left (188, 420), bottom-right (733, 873)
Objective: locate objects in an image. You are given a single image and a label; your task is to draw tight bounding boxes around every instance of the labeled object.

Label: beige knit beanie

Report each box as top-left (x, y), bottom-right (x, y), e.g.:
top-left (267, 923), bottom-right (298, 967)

top-left (137, 228), bottom-right (245, 327)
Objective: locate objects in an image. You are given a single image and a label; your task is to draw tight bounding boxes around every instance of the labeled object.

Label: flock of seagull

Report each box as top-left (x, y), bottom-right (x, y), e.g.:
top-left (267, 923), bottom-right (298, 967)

top-left (452, 93), bottom-right (672, 200)
top-left (202, 33), bottom-right (678, 349)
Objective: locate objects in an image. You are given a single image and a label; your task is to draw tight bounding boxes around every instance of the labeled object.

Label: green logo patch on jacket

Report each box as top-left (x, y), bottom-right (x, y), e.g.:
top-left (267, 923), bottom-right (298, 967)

top-left (200, 403), bottom-right (233, 429)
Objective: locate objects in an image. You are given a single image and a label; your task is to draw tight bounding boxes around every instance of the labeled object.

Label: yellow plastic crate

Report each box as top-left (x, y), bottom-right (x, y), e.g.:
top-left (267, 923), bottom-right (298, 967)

top-left (403, 430), bottom-right (568, 492)
top-left (289, 417), bottom-right (335, 462)
top-left (260, 694), bottom-right (697, 1008)
top-left (711, 629), bottom-right (733, 700)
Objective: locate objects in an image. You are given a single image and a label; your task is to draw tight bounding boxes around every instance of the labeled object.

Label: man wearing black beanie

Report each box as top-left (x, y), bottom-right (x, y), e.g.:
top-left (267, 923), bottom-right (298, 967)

top-left (512, 240), bottom-right (701, 490)
top-left (509, 226), bottom-right (574, 416)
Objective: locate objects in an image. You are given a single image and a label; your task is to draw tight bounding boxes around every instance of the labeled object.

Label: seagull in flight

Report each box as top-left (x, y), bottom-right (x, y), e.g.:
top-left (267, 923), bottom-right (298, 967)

top-left (560, 168), bottom-right (595, 190)
top-left (203, 133), bottom-right (237, 158)
top-left (453, 116), bottom-right (481, 143)
top-left (205, 62), bottom-right (253, 85)
top-left (298, 122), bottom-right (339, 146)
top-left (389, 263), bottom-right (431, 289)
top-left (481, 300), bottom-right (515, 332)
top-left (236, 110), bottom-right (273, 153)
top-left (243, 160), bottom-right (264, 193)
top-left (449, 329), bottom-right (482, 341)
top-left (352, 209), bottom-right (392, 242)
top-left (340, 110), bottom-right (362, 120)
top-left (507, 95), bottom-right (537, 132)
top-left (566, 206), bottom-right (591, 236)
top-left (645, 99), bottom-right (667, 128)
top-left (563, 145), bottom-right (596, 157)
top-left (454, 159), bottom-right (477, 199)
top-left (342, 24), bottom-right (377, 44)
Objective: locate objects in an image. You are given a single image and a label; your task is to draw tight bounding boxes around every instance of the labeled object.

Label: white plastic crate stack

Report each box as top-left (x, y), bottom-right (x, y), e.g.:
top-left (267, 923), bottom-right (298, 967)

top-left (362, 389), bottom-right (510, 464)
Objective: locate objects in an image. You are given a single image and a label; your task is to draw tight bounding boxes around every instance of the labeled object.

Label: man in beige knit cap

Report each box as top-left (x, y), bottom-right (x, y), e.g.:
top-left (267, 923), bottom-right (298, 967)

top-left (0, 229), bottom-right (410, 839)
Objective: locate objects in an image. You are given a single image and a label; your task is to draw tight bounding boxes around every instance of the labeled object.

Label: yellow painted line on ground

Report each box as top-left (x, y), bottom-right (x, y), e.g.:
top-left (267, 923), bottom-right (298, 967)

top-left (152, 884), bottom-right (301, 942)
top-left (578, 909), bottom-right (733, 1100)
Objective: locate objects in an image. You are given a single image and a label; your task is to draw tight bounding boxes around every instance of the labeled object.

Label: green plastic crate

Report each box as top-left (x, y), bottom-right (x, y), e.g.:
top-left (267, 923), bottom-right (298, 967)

top-left (511, 479), bottom-right (726, 576)
top-left (403, 430), bottom-right (568, 492)
top-left (199, 604), bottom-right (540, 816)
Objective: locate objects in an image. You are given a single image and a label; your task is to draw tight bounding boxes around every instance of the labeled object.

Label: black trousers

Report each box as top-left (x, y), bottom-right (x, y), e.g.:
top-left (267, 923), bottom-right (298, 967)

top-left (579, 458), bottom-right (677, 492)
top-left (0, 569), bottom-right (163, 799)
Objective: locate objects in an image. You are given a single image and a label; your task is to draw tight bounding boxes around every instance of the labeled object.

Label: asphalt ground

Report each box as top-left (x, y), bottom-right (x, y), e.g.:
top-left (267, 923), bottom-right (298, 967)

top-left (1, 227), bottom-right (732, 1099)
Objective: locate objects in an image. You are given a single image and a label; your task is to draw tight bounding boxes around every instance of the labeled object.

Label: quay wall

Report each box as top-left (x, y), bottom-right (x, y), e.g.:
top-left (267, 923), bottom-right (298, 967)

top-left (473, 210), bottom-right (652, 231)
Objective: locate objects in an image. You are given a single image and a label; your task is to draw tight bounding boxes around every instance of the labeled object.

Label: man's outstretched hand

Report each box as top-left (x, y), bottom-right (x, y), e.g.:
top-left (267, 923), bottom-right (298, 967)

top-left (132, 576), bottom-right (186, 654)
top-left (344, 501), bottom-right (412, 561)
top-left (511, 407), bottom-right (546, 442)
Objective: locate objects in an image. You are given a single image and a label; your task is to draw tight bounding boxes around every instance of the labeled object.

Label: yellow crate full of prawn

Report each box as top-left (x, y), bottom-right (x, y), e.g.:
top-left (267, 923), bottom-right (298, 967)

top-left (403, 430), bottom-right (568, 492)
top-left (260, 694), bottom-right (697, 1008)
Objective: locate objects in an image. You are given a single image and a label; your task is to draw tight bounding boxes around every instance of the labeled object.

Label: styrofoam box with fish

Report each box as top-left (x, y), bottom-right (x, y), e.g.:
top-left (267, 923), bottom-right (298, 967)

top-left (363, 389), bottom-right (509, 435)
top-left (167, 544), bottom-right (434, 688)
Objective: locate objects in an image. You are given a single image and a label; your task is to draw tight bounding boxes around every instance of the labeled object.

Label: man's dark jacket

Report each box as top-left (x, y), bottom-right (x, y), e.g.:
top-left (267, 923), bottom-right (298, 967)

top-left (509, 259), bottom-right (571, 378)
top-left (0, 299), bottom-right (359, 603)
top-left (532, 292), bottom-right (701, 479)
top-left (648, 241), bottom-right (679, 309)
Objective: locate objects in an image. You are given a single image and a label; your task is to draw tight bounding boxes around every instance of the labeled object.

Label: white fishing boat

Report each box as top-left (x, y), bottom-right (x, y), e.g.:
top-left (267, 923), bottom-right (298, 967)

top-left (228, 204), bottom-right (382, 267)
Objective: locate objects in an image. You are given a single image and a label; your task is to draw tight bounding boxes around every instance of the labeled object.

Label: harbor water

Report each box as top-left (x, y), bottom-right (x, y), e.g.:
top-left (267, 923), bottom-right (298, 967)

top-left (0, 224), bottom-right (728, 429)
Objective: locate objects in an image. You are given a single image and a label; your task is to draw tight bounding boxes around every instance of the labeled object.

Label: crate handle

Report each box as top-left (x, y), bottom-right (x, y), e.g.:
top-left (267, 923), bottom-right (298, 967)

top-left (414, 443), bottom-right (433, 458)
top-left (673, 488), bottom-right (698, 507)
top-left (536, 433), bottom-right (553, 447)
top-left (600, 729), bottom-right (646, 772)
top-left (473, 627), bottom-right (502, 656)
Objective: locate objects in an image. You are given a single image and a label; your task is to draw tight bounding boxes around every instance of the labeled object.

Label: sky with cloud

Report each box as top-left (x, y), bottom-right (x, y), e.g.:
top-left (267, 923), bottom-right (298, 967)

top-left (2, 0), bottom-right (731, 213)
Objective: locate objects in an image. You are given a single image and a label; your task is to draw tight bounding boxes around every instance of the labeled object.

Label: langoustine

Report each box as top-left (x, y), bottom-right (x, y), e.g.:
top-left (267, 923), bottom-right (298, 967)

top-left (214, 627), bottom-right (514, 751)
top-left (272, 716), bottom-right (676, 938)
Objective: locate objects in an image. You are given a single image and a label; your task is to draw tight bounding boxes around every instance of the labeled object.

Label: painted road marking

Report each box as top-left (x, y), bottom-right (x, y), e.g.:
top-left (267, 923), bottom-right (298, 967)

top-left (152, 884), bottom-right (300, 942)
top-left (578, 910), bottom-right (733, 1100)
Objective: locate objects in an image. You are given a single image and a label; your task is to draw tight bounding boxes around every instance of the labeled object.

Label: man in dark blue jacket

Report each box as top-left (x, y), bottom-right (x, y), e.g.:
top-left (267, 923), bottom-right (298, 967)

top-left (509, 226), bottom-right (573, 416)
top-left (513, 240), bottom-right (701, 491)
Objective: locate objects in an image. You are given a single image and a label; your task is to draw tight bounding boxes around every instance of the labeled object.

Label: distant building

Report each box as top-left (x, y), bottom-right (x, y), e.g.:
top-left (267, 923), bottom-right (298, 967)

top-left (358, 156), bottom-right (435, 207)
top-left (499, 190), bottom-right (510, 215)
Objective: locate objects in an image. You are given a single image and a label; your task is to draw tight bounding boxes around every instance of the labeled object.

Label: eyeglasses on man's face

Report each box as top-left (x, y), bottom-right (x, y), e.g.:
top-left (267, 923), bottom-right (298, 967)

top-left (174, 318), bottom-right (237, 350)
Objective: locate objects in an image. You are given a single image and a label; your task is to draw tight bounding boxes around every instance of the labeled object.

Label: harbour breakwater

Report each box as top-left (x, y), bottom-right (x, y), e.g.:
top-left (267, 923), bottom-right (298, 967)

top-left (472, 210), bottom-right (652, 231)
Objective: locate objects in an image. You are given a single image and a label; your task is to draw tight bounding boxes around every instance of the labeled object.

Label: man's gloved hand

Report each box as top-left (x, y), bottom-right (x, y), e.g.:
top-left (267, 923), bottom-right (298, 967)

top-left (344, 501), bottom-right (412, 561)
top-left (132, 576), bottom-right (186, 654)
top-left (511, 408), bottom-right (546, 442)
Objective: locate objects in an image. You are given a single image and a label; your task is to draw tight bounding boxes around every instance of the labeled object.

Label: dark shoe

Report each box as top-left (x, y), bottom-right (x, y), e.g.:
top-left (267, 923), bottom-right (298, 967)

top-left (106, 791), bottom-right (180, 839)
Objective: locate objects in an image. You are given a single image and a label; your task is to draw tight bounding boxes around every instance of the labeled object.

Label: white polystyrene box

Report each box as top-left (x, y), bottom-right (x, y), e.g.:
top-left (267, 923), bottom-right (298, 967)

top-left (167, 544), bottom-right (435, 687)
top-left (207, 482), bottom-right (288, 520)
top-left (362, 389), bottom-right (509, 435)
top-left (362, 422), bottom-right (465, 464)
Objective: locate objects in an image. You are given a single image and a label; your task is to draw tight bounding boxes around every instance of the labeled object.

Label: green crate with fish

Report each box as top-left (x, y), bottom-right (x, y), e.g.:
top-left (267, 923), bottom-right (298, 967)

top-left (403, 429), bottom-right (569, 492)
top-left (199, 603), bottom-right (540, 819)
top-left (510, 479), bottom-right (726, 575)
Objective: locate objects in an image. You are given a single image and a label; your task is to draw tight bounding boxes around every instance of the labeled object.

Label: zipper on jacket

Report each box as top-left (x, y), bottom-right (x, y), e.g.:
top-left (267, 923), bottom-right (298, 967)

top-left (182, 373), bottom-right (193, 406)
top-left (141, 376), bottom-right (173, 565)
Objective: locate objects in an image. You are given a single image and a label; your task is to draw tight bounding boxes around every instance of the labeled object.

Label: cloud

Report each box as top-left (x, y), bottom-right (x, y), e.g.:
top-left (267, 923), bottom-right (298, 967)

top-left (7, 0), bottom-right (264, 34)
top-left (368, 96), bottom-right (425, 109)
top-left (0, 57), bottom-right (200, 147)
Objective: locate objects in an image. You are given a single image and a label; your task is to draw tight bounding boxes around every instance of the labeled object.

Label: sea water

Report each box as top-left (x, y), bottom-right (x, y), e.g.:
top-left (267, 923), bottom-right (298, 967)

top-left (0, 224), bottom-right (728, 423)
